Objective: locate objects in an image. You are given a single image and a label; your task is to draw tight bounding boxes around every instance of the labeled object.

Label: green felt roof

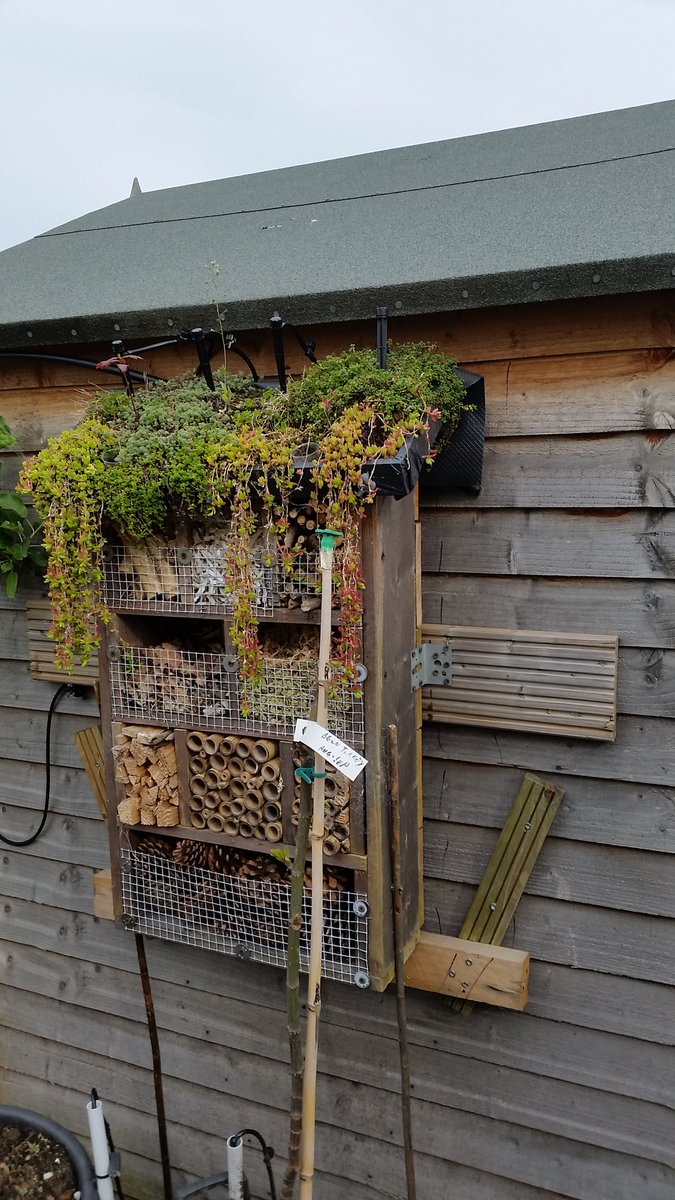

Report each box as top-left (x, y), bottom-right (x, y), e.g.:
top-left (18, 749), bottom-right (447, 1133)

top-left (0, 99), bottom-right (673, 348)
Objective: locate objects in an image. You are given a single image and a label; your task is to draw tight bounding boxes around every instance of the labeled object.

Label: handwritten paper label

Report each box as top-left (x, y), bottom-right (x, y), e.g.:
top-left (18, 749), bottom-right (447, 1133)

top-left (293, 719), bottom-right (367, 781)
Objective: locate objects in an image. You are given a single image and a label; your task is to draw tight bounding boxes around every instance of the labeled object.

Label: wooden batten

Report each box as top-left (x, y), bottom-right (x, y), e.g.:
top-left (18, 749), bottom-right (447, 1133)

top-left (422, 624), bottom-right (619, 741)
top-left (404, 931), bottom-right (529, 1009)
top-left (74, 724), bottom-right (107, 818)
top-left (26, 598), bottom-right (99, 686)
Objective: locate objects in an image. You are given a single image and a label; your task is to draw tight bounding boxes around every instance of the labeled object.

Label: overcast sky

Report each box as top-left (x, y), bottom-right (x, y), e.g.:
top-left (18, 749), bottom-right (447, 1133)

top-left (1, 0), bottom-right (673, 251)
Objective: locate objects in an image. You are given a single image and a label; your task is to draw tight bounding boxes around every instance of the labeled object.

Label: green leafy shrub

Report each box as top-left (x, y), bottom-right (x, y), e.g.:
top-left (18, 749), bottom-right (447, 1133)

top-left (20, 347), bottom-right (468, 673)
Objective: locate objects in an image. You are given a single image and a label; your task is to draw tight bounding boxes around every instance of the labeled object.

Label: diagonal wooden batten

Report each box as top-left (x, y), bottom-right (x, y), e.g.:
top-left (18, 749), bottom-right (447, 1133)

top-left (451, 772), bottom-right (563, 1014)
top-left (74, 724), bottom-right (107, 818)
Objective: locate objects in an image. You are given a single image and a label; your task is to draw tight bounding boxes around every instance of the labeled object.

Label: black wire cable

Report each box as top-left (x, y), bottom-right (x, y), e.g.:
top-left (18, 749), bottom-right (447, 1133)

top-left (232, 1129), bottom-right (277, 1200)
top-left (0, 683), bottom-right (69, 847)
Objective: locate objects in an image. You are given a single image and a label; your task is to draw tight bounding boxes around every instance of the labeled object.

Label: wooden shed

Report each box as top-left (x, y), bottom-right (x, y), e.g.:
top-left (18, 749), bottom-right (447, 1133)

top-left (0, 98), bottom-right (673, 1200)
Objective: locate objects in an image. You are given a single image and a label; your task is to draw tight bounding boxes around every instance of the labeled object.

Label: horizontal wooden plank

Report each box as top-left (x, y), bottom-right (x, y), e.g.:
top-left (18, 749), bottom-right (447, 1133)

top-left (1, 657), bottom-right (99, 714)
top-left (422, 509), bottom-right (675, 579)
top-left (428, 432), bottom-right (675, 508)
top-left (482, 349), bottom-right (675, 437)
top-left (0, 758), bottom-right (100, 818)
top-left (424, 879), bottom-right (675, 986)
top-left (422, 576), bottom-right (675, 648)
top-left (11, 1061), bottom-right (642, 1200)
top-left (423, 715), bottom-right (675, 786)
top-left (0, 855), bottom-right (97, 912)
top-left (405, 929), bottom-right (529, 1007)
top-left (424, 822), bottom-right (675, 917)
top-left (0, 809), bottom-right (108, 879)
top-left (3, 895), bottom-right (672, 1047)
top-left (422, 759), bottom-right (675, 854)
top-left (0, 708), bottom-right (98, 768)
top-left (3, 961), bottom-right (674, 1175)
top-left (0, 608), bottom-right (29, 659)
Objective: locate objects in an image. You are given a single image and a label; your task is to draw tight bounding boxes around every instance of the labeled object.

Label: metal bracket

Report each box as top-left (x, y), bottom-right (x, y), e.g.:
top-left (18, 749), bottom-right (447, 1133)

top-left (411, 640), bottom-right (452, 691)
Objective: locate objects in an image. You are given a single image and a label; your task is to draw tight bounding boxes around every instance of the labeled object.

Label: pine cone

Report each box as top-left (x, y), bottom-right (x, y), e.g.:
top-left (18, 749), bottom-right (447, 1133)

top-left (173, 839), bottom-right (209, 869)
top-left (137, 836), bottom-right (174, 859)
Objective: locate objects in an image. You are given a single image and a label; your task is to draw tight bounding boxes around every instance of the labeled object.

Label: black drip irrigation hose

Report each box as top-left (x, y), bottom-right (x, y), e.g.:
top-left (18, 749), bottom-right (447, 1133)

top-left (233, 1128), bottom-right (277, 1200)
top-left (0, 1106), bottom-right (98, 1200)
top-left (0, 683), bottom-right (70, 847)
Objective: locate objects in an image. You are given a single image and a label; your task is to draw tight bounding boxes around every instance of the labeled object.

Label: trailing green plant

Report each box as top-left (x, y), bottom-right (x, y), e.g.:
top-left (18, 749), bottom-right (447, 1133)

top-left (0, 417), bottom-right (46, 600)
top-left (20, 346), bottom-right (468, 674)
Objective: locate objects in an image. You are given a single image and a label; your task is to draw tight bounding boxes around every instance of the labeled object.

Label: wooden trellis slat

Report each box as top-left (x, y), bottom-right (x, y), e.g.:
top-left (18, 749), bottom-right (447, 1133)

top-left (422, 623), bottom-right (618, 740)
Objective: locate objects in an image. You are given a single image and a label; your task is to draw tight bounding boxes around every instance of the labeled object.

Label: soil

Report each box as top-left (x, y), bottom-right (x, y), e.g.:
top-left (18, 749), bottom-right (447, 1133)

top-left (0, 1125), bottom-right (77, 1200)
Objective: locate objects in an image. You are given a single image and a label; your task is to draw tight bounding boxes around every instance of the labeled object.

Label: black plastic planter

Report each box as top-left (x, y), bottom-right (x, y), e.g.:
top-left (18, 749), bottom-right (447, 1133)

top-left (0, 1106), bottom-right (98, 1200)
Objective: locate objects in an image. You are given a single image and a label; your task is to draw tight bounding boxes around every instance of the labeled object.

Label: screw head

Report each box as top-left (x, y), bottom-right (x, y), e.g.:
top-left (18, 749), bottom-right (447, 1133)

top-left (448, 970), bottom-right (456, 978)
top-left (490, 903), bottom-right (497, 911)
top-left (524, 822), bottom-right (532, 830)
top-left (465, 958), bottom-right (473, 966)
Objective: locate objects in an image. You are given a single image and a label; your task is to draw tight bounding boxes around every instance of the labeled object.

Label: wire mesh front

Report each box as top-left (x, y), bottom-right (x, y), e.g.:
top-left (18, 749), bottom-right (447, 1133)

top-left (120, 847), bottom-right (369, 985)
top-left (109, 646), bottom-right (365, 743)
top-left (102, 543), bottom-right (323, 618)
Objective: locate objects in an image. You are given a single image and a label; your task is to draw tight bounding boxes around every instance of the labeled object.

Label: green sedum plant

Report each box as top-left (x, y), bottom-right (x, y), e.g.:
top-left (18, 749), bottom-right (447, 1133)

top-left (20, 346), bottom-right (468, 674)
top-left (0, 417), bottom-right (46, 599)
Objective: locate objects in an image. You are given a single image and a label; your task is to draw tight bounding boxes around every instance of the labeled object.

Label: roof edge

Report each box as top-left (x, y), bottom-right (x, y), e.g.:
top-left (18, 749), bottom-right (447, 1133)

top-left (0, 255), bottom-right (671, 351)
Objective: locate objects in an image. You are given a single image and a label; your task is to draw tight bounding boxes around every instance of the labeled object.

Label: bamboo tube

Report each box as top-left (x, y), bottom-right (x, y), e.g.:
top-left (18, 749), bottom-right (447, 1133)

top-left (243, 756), bottom-right (260, 776)
top-left (204, 769), bottom-right (220, 789)
top-left (228, 757), bottom-right (244, 777)
top-left (291, 814), bottom-right (299, 826)
top-left (264, 800), bottom-right (282, 822)
top-left (220, 736), bottom-right (237, 757)
top-left (251, 738), bottom-right (277, 763)
top-left (218, 799), bottom-right (232, 819)
top-left (341, 837), bottom-right (350, 853)
top-left (299, 530), bottom-right (335, 1200)
top-left (235, 738), bottom-right (255, 758)
top-left (230, 777), bottom-right (247, 798)
top-left (323, 777), bottom-right (339, 797)
top-left (291, 798), bottom-right (301, 814)
top-left (244, 788), bottom-right (263, 809)
top-left (206, 813), bottom-right (225, 832)
top-left (334, 809), bottom-right (350, 829)
top-left (209, 752), bottom-right (228, 773)
top-left (323, 834), bottom-right (341, 857)
top-left (191, 812), bottom-right (206, 829)
top-left (186, 731), bottom-right (206, 752)
top-left (203, 734), bottom-right (222, 755)
top-left (253, 825), bottom-right (266, 839)
top-left (262, 780), bottom-right (282, 802)
top-left (188, 753), bottom-right (207, 775)
top-left (203, 792), bottom-right (219, 810)
top-left (189, 774), bottom-right (208, 796)
top-left (223, 818), bottom-right (240, 836)
top-left (244, 808), bottom-right (262, 827)
top-left (261, 758), bottom-right (281, 782)
top-left (229, 799), bottom-right (246, 817)
top-left (239, 819), bottom-right (254, 837)
top-left (189, 797), bottom-right (204, 814)
top-left (264, 821), bottom-right (283, 842)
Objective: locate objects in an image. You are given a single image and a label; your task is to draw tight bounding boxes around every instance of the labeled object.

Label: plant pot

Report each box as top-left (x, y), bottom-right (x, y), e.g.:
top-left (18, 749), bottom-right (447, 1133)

top-left (0, 1106), bottom-right (98, 1200)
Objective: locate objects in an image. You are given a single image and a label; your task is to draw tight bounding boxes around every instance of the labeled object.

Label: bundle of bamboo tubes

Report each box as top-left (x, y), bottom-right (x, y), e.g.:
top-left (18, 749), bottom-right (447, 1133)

top-left (186, 730), bottom-right (284, 842)
top-left (114, 726), bottom-right (179, 826)
top-left (292, 758), bottom-right (351, 855)
top-left (117, 535), bottom-right (180, 602)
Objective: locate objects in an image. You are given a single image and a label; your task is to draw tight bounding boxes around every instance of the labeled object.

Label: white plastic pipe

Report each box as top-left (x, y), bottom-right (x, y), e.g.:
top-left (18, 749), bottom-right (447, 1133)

top-left (226, 1134), bottom-right (244, 1200)
top-left (86, 1097), bottom-right (115, 1200)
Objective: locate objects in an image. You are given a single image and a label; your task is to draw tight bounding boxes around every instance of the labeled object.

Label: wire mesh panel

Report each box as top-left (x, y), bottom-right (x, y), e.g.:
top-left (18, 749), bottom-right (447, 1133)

top-left (109, 646), bottom-right (365, 743)
top-left (102, 543), bottom-right (323, 618)
top-left (120, 847), bottom-right (369, 986)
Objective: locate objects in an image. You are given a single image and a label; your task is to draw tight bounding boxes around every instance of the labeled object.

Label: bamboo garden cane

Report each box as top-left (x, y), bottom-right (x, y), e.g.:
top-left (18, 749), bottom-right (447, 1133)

top-left (298, 527), bottom-right (341, 1200)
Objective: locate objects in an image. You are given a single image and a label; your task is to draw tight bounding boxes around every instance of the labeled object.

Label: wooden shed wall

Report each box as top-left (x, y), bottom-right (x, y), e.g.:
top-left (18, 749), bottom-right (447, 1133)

top-left (1, 291), bottom-right (674, 1200)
